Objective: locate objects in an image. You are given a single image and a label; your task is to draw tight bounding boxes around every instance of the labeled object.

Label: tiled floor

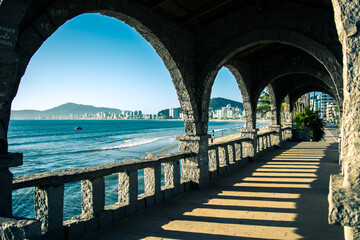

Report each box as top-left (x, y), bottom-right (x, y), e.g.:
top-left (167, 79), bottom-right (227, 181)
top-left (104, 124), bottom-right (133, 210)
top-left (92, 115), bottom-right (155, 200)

top-left (90, 140), bottom-right (344, 240)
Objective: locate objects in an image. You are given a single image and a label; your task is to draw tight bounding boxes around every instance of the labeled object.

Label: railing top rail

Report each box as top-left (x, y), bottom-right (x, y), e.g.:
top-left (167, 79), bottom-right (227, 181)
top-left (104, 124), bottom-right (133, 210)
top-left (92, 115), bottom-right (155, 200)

top-left (257, 130), bottom-right (277, 136)
top-left (13, 151), bottom-right (194, 190)
top-left (209, 137), bottom-right (252, 149)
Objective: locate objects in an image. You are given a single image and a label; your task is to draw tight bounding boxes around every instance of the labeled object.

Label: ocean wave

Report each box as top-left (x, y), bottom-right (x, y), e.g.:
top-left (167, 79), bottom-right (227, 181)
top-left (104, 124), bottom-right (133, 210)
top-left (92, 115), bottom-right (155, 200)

top-left (101, 136), bottom-right (171, 150)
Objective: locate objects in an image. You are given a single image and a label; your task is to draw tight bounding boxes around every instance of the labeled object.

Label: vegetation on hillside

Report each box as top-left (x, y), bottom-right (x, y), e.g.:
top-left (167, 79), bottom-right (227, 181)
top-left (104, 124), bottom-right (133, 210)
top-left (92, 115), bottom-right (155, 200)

top-left (209, 97), bottom-right (244, 111)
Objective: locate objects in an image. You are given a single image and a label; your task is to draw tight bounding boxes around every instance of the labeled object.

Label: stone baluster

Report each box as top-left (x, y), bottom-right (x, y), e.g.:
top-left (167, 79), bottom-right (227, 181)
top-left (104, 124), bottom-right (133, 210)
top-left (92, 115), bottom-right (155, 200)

top-left (207, 149), bottom-right (217, 171)
top-left (164, 160), bottom-right (180, 195)
top-left (234, 142), bottom-right (242, 161)
top-left (118, 171), bottom-right (138, 215)
top-left (81, 177), bottom-right (105, 215)
top-left (227, 144), bottom-right (235, 164)
top-left (144, 165), bottom-right (161, 202)
top-left (176, 135), bottom-right (210, 189)
top-left (34, 184), bottom-right (64, 238)
top-left (239, 129), bottom-right (258, 161)
top-left (269, 125), bottom-right (282, 148)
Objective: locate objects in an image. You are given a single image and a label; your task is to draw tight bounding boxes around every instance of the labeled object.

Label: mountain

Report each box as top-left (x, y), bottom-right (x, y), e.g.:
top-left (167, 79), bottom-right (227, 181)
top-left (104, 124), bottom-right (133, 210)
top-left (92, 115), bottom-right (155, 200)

top-left (209, 97), bottom-right (243, 111)
top-left (11, 103), bottom-right (123, 120)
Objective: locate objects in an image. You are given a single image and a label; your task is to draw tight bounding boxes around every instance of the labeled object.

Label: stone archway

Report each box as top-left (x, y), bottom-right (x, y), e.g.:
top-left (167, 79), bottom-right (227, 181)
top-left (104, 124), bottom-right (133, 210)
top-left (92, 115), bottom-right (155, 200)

top-left (200, 29), bottom-right (343, 125)
top-left (254, 65), bottom-right (342, 104)
top-left (224, 60), bottom-right (255, 129)
top-left (1, 0), bottom-right (200, 153)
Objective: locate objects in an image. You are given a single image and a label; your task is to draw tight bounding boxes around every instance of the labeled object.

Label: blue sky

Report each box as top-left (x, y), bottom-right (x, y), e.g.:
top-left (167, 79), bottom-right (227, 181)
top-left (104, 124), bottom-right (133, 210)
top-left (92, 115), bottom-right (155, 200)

top-left (12, 13), bottom-right (243, 114)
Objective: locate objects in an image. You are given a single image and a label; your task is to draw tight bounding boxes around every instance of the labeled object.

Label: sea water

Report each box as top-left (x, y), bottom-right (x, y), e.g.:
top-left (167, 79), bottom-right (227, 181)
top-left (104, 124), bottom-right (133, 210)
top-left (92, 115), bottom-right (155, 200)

top-left (9, 119), bottom-right (268, 220)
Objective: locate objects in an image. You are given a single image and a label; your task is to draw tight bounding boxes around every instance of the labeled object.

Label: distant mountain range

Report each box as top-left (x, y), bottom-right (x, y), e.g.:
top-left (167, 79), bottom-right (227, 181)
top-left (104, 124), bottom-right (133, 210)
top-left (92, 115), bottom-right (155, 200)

top-left (11, 97), bottom-right (244, 120)
top-left (11, 103), bottom-right (123, 120)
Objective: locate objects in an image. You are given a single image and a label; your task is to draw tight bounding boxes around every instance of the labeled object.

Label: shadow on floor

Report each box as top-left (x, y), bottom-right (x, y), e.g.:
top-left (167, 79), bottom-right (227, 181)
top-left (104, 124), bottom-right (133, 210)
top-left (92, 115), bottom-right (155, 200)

top-left (89, 142), bottom-right (344, 240)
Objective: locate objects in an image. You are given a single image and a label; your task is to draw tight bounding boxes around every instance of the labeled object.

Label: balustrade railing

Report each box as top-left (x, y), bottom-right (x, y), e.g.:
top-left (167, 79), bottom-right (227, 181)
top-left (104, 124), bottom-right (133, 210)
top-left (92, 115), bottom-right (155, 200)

top-left (8, 126), bottom-right (292, 239)
top-left (12, 151), bottom-right (194, 239)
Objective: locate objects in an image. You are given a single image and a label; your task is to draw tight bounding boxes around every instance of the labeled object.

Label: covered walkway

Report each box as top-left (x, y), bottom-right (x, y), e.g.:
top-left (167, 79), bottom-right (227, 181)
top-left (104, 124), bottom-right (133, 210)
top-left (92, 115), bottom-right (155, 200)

top-left (90, 130), bottom-right (343, 240)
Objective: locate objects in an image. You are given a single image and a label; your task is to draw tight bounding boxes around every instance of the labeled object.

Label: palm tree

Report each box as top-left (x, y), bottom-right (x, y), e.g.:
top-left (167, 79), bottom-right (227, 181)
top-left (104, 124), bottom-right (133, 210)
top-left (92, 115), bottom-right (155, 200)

top-left (257, 90), bottom-right (271, 118)
top-left (293, 107), bottom-right (325, 141)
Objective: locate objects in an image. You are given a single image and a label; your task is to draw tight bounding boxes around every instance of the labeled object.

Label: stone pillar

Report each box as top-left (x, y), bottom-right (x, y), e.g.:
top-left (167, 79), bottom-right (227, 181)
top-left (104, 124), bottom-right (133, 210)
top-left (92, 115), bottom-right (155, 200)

top-left (329, 1), bottom-right (360, 239)
top-left (269, 125), bottom-right (282, 148)
top-left (239, 129), bottom-right (258, 161)
top-left (175, 135), bottom-right (210, 189)
top-left (144, 165), bottom-right (162, 202)
top-left (81, 177), bottom-right (105, 215)
top-left (0, 153), bottom-right (22, 217)
top-left (34, 184), bottom-right (64, 239)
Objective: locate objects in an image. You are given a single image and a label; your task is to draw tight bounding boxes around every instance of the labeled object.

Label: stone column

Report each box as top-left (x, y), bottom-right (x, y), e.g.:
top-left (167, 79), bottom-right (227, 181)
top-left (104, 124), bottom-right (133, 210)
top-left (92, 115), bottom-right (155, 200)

top-left (329, 1), bottom-right (360, 239)
top-left (0, 153), bottom-right (22, 217)
top-left (81, 177), bottom-right (105, 215)
top-left (175, 134), bottom-right (210, 189)
top-left (34, 184), bottom-right (64, 239)
top-left (238, 129), bottom-right (258, 161)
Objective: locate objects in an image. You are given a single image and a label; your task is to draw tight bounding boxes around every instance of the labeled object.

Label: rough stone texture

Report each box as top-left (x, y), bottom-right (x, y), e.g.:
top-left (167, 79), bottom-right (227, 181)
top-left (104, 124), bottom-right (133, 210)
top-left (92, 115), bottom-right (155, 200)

top-left (0, 217), bottom-right (41, 240)
top-left (144, 166), bottom-right (161, 196)
top-left (164, 161), bottom-right (180, 189)
top-left (207, 149), bottom-right (217, 171)
top-left (81, 177), bottom-right (105, 215)
top-left (118, 171), bottom-right (138, 205)
top-left (34, 184), bottom-right (64, 236)
top-left (329, 2), bottom-right (360, 236)
top-left (234, 142), bottom-right (242, 161)
top-left (269, 125), bottom-right (282, 147)
top-left (329, 174), bottom-right (360, 227)
top-left (227, 144), bottom-right (235, 164)
top-left (238, 129), bottom-right (258, 159)
top-left (176, 135), bottom-right (210, 188)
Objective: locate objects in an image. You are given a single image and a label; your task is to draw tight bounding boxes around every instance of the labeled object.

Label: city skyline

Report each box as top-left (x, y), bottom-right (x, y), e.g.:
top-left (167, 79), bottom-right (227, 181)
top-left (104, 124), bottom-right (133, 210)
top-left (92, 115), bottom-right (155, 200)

top-left (11, 13), bottom-right (243, 114)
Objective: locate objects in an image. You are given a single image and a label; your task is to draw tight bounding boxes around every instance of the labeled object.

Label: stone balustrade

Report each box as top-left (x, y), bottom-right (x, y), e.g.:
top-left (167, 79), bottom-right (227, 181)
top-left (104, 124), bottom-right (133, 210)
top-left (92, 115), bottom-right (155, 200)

top-left (10, 151), bottom-right (194, 240)
top-left (4, 127), bottom-right (292, 240)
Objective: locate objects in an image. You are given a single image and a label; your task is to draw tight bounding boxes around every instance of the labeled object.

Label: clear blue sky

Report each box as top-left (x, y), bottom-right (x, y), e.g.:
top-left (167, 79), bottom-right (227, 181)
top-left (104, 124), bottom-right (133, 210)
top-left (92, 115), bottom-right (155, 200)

top-left (12, 13), bottom-right (243, 114)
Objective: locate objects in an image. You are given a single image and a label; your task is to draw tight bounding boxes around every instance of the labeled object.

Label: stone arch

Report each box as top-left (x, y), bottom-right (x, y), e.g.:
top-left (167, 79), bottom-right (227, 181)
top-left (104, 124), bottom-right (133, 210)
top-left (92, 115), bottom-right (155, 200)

top-left (201, 28), bottom-right (343, 124)
top-left (14, 0), bottom-right (198, 135)
top-left (224, 60), bottom-right (256, 129)
top-left (267, 84), bottom-right (280, 125)
top-left (288, 85), bottom-right (337, 112)
top-left (254, 65), bottom-right (342, 104)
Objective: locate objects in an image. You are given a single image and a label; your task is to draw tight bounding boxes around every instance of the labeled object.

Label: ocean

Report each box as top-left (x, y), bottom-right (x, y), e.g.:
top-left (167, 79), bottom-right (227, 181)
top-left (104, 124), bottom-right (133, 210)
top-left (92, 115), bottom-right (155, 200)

top-left (8, 119), bottom-right (268, 220)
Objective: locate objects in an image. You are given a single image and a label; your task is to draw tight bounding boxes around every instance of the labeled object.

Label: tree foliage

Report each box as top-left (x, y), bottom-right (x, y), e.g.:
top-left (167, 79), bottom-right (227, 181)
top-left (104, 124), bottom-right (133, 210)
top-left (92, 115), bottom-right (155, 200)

top-left (257, 90), bottom-right (271, 117)
top-left (293, 108), bottom-right (325, 141)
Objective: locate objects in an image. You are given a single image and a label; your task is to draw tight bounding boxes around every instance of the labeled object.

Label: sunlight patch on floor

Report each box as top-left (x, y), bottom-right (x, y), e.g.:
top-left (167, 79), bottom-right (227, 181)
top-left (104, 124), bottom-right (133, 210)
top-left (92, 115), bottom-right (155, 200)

top-left (256, 168), bottom-right (317, 172)
top-left (234, 182), bottom-right (311, 188)
top-left (242, 177), bottom-right (317, 183)
top-left (260, 164), bottom-right (319, 169)
top-left (161, 220), bottom-right (302, 239)
top-left (252, 172), bottom-right (317, 177)
top-left (204, 198), bottom-right (297, 209)
top-left (218, 191), bottom-right (300, 199)
top-left (183, 208), bottom-right (297, 221)
top-left (266, 162), bottom-right (320, 165)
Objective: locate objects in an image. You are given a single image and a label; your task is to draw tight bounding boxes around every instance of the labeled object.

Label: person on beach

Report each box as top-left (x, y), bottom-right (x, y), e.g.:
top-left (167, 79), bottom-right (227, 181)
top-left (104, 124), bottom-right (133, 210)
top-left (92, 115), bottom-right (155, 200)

top-left (212, 130), bottom-right (214, 136)
top-left (221, 131), bottom-right (223, 136)
top-left (210, 137), bottom-right (214, 144)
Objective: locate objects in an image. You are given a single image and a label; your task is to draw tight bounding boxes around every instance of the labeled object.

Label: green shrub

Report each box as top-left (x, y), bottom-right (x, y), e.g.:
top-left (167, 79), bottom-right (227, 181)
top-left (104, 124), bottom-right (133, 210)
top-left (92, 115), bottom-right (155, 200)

top-left (293, 108), bottom-right (325, 141)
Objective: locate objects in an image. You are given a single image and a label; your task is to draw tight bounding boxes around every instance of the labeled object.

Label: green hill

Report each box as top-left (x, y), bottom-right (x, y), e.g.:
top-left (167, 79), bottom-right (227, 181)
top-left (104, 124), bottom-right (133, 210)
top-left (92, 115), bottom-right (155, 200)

top-left (209, 97), bottom-right (243, 111)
